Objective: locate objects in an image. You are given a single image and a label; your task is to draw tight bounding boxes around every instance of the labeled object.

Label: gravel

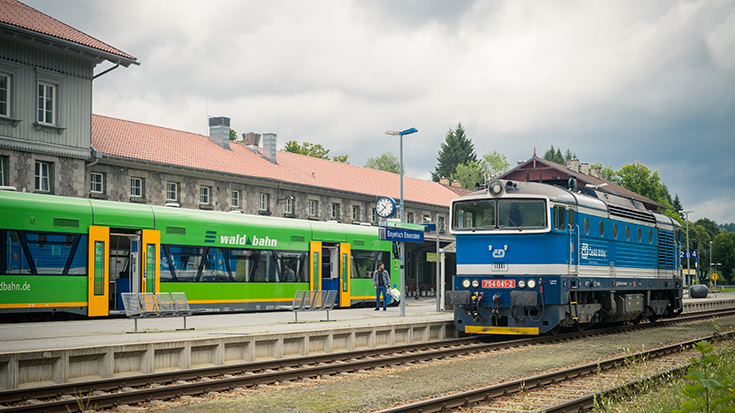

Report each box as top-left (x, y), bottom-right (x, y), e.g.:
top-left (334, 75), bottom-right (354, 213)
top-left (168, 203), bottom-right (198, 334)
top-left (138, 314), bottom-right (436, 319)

top-left (153, 316), bottom-right (735, 413)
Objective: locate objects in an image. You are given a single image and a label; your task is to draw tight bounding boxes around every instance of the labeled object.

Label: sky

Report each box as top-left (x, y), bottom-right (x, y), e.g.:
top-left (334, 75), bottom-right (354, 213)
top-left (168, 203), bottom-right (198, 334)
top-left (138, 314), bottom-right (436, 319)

top-left (22, 0), bottom-right (735, 225)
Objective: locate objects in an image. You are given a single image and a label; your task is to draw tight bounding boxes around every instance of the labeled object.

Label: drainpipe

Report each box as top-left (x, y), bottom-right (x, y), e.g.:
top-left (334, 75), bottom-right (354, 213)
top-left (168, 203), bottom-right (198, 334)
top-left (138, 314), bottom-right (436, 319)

top-left (93, 60), bottom-right (121, 79)
top-left (86, 146), bottom-right (101, 168)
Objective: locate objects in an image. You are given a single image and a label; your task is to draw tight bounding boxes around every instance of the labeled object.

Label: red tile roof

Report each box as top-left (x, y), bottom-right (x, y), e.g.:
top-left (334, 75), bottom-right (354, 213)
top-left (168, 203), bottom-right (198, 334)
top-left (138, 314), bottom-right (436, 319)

top-left (92, 114), bottom-right (459, 208)
top-left (0, 0), bottom-right (136, 63)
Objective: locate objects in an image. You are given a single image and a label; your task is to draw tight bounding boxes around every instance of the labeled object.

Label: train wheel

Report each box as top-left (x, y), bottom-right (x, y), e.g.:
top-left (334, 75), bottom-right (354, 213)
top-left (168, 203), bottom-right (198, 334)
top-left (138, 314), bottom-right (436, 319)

top-left (548, 325), bottom-right (561, 336)
top-left (574, 322), bottom-right (588, 332)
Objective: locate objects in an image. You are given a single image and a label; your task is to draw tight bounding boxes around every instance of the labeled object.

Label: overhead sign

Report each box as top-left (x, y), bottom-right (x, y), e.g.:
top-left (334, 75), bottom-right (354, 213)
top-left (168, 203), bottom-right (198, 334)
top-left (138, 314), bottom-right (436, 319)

top-left (379, 228), bottom-right (424, 243)
top-left (378, 220), bottom-right (427, 231)
top-left (680, 251), bottom-right (698, 259)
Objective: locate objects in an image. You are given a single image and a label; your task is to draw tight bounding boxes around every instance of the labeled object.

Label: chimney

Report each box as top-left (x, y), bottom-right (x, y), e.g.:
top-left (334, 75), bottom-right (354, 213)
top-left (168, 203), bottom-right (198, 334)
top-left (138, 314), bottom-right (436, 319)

top-left (208, 116), bottom-right (231, 150)
top-left (580, 162), bottom-right (589, 175)
top-left (242, 132), bottom-right (261, 154)
top-left (591, 166), bottom-right (602, 179)
top-left (440, 177), bottom-right (450, 185)
top-left (566, 158), bottom-right (579, 172)
top-left (517, 160), bottom-right (525, 165)
top-left (451, 180), bottom-right (462, 188)
top-left (262, 132), bottom-right (277, 164)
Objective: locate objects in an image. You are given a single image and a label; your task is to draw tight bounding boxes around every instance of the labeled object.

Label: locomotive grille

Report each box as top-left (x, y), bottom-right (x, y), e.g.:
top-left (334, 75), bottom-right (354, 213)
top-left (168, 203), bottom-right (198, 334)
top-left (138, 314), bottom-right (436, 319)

top-left (493, 260), bottom-right (508, 271)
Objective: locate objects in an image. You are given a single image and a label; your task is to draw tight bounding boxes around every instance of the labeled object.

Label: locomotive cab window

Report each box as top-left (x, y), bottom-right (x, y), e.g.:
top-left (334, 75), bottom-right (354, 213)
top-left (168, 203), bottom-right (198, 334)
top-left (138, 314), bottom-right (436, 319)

top-left (554, 205), bottom-right (566, 230)
top-left (453, 200), bottom-right (495, 230)
top-left (498, 200), bottom-right (546, 229)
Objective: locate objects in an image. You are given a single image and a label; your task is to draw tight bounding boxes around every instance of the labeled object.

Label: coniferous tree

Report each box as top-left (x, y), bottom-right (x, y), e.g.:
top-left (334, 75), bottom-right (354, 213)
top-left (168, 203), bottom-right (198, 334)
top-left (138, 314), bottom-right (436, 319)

top-left (431, 123), bottom-right (477, 182)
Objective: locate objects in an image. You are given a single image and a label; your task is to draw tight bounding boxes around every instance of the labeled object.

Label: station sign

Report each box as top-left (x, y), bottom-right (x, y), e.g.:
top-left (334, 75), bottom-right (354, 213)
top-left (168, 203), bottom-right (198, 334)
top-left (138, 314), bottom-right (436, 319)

top-left (378, 220), bottom-right (427, 232)
top-left (379, 227), bottom-right (424, 243)
top-left (680, 251), bottom-right (698, 259)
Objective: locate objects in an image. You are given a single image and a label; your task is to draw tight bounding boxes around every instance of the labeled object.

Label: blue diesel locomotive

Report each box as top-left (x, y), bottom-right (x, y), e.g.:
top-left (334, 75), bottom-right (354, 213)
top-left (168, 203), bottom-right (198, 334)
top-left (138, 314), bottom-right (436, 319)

top-left (446, 179), bottom-right (683, 335)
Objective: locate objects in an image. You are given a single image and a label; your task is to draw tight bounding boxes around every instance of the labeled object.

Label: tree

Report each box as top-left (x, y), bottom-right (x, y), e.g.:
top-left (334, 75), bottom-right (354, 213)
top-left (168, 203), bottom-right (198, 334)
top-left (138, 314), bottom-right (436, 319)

top-left (229, 128), bottom-right (238, 141)
top-left (590, 162), bottom-right (616, 181)
top-left (613, 162), bottom-right (668, 206)
top-left (672, 194), bottom-right (683, 213)
top-left (431, 123), bottom-right (477, 182)
top-left (482, 151), bottom-right (511, 181)
top-left (283, 140), bottom-right (348, 162)
top-left (450, 160), bottom-right (485, 189)
top-left (695, 218), bottom-right (721, 242)
top-left (365, 152), bottom-right (400, 173)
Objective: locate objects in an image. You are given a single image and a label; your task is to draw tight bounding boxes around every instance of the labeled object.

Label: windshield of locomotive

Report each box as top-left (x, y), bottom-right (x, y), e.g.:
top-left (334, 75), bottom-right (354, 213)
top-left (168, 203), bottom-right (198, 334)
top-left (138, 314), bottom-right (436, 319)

top-left (453, 199), bottom-right (547, 230)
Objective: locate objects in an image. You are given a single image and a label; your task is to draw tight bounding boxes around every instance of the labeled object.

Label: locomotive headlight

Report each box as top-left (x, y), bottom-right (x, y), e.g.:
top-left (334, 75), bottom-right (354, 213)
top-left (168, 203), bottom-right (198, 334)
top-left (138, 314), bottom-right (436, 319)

top-left (527, 279), bottom-right (537, 289)
top-left (489, 181), bottom-right (504, 196)
top-left (462, 279), bottom-right (471, 289)
top-left (517, 279), bottom-right (526, 289)
top-left (471, 279), bottom-right (480, 288)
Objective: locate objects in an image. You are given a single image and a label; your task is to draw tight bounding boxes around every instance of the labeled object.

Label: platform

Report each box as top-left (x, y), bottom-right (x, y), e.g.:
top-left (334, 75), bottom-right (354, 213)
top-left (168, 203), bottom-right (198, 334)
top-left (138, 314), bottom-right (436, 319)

top-left (0, 293), bottom-right (733, 390)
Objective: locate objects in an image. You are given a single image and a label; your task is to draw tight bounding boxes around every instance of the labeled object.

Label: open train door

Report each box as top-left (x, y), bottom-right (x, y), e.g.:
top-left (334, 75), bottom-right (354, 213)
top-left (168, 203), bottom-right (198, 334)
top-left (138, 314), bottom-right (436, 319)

top-left (309, 241), bottom-right (322, 291)
top-left (339, 242), bottom-right (351, 307)
top-left (88, 226), bottom-right (110, 317)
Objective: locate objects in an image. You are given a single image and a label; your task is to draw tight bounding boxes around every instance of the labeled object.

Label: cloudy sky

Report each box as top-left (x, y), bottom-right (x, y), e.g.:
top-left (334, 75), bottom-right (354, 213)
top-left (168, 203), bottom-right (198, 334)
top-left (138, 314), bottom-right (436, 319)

top-left (23, 0), bottom-right (735, 225)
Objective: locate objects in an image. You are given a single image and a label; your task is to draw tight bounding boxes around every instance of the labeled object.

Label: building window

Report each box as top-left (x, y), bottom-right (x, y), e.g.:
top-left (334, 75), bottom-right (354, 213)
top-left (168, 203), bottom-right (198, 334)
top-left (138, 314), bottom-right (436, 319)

top-left (438, 216), bottom-right (445, 231)
top-left (406, 212), bottom-right (414, 223)
top-left (0, 156), bottom-right (6, 186)
top-left (166, 182), bottom-right (178, 202)
top-left (200, 186), bottom-right (210, 205)
top-left (352, 205), bottom-right (360, 221)
top-left (284, 198), bottom-right (293, 214)
top-left (309, 199), bottom-right (318, 217)
top-left (131, 178), bottom-right (143, 198)
top-left (231, 190), bottom-right (240, 208)
top-left (37, 82), bottom-right (55, 124)
top-left (0, 73), bottom-right (9, 117)
top-left (34, 161), bottom-right (52, 192)
top-left (423, 214), bottom-right (431, 223)
top-left (90, 172), bottom-right (104, 194)
top-left (371, 207), bottom-right (377, 223)
top-left (331, 203), bottom-right (340, 219)
top-left (259, 193), bottom-right (269, 211)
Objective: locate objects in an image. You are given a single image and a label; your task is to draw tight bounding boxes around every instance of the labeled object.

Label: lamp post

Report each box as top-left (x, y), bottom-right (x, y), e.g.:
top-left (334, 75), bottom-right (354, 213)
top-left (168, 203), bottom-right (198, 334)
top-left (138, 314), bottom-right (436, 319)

top-left (385, 127), bottom-right (418, 317)
top-left (679, 210), bottom-right (694, 287)
top-left (710, 241), bottom-right (713, 281)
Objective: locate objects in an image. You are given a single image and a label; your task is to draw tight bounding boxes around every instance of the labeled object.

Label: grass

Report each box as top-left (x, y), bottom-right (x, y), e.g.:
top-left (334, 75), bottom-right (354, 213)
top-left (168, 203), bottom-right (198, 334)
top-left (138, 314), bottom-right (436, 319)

top-left (603, 339), bottom-right (735, 413)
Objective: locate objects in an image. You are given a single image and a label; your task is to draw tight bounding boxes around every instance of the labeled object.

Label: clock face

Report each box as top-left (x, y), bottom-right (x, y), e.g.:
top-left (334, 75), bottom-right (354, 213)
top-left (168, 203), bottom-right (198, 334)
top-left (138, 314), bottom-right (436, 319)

top-left (376, 197), bottom-right (396, 218)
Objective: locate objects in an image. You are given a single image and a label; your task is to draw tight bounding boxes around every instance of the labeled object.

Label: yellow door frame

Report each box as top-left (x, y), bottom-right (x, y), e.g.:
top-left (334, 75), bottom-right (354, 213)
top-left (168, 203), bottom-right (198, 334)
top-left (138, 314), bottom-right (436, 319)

top-left (141, 229), bottom-right (160, 293)
top-left (309, 241), bottom-right (322, 291)
top-left (339, 242), bottom-right (351, 307)
top-left (87, 226), bottom-right (109, 317)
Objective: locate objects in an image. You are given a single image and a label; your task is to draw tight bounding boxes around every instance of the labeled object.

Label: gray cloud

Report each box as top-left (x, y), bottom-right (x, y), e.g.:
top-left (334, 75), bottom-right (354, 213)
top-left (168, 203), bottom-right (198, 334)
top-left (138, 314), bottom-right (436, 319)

top-left (24, 0), bottom-right (735, 224)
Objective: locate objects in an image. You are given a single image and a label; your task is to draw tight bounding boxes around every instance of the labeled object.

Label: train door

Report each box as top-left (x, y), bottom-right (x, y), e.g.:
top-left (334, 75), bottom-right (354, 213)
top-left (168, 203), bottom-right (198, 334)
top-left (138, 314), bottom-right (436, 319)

top-left (309, 241), bottom-right (322, 290)
top-left (88, 226), bottom-right (109, 317)
top-left (338, 243), bottom-right (351, 307)
top-left (567, 207), bottom-right (578, 274)
top-left (321, 245), bottom-right (339, 292)
top-left (107, 229), bottom-right (160, 311)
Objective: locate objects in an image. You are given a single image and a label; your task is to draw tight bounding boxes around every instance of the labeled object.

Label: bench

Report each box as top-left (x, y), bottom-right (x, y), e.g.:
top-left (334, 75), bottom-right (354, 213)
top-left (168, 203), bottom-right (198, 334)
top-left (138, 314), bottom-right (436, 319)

top-left (121, 292), bottom-right (197, 333)
top-left (280, 290), bottom-right (338, 323)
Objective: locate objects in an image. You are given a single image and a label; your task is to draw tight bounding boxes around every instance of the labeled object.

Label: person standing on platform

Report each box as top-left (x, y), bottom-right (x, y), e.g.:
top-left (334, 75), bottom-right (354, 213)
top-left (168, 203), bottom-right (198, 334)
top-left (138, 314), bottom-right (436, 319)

top-left (373, 262), bottom-right (390, 311)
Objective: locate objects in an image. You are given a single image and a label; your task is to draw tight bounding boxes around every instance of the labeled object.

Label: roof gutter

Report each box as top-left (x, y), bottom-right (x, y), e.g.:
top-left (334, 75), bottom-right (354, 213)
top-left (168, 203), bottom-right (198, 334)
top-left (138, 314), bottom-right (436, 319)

top-left (85, 146), bottom-right (101, 168)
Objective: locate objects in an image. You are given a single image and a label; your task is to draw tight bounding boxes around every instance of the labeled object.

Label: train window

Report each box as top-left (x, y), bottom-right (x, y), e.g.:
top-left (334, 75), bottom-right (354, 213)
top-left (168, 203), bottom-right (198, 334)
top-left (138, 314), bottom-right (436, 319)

top-left (4, 231), bottom-right (87, 275)
top-left (613, 223), bottom-right (618, 239)
top-left (625, 225), bottom-right (630, 240)
top-left (277, 251), bottom-right (307, 282)
top-left (351, 250), bottom-right (390, 279)
top-left (638, 228), bottom-right (642, 242)
top-left (163, 245), bottom-right (204, 281)
top-left (498, 200), bottom-right (546, 229)
top-left (453, 200), bottom-right (495, 230)
top-left (599, 221), bottom-right (604, 237)
top-left (554, 206), bottom-right (565, 230)
top-left (649, 229), bottom-right (653, 244)
top-left (568, 209), bottom-right (574, 228)
top-left (201, 248), bottom-right (233, 282)
top-left (584, 218), bottom-right (589, 234)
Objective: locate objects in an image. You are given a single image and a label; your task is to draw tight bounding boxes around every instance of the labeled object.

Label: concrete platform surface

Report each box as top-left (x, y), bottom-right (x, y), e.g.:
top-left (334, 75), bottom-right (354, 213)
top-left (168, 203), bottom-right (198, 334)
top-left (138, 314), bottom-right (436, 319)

top-left (0, 297), bottom-right (450, 354)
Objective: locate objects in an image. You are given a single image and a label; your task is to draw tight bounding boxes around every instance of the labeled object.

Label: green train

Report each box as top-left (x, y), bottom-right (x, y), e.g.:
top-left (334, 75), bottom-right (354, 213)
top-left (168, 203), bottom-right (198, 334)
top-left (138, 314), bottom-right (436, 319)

top-left (0, 190), bottom-right (398, 319)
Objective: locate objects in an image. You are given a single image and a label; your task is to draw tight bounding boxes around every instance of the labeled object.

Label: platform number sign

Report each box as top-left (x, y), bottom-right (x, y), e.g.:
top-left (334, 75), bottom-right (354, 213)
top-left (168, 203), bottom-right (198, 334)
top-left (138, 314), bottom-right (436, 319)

top-left (94, 241), bottom-right (105, 295)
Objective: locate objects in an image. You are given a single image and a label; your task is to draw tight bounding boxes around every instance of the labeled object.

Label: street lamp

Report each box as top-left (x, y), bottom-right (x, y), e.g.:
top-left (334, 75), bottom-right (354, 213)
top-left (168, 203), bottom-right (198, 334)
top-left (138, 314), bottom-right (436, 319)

top-left (679, 209), bottom-right (694, 287)
top-left (385, 127), bottom-right (418, 317)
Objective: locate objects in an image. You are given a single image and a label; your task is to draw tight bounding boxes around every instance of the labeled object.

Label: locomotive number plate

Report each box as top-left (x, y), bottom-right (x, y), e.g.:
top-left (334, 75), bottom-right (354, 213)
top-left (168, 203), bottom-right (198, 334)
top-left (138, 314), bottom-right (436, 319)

top-left (482, 279), bottom-right (516, 288)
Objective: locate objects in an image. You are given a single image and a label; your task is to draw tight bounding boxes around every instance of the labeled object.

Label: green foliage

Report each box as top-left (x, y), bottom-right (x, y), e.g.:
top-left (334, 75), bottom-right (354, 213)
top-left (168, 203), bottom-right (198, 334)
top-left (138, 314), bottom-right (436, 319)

top-left (613, 162), bottom-right (669, 206)
top-left (722, 223), bottom-right (735, 232)
top-left (482, 151), bottom-right (511, 181)
top-left (229, 128), bottom-right (239, 141)
top-left (672, 194), bottom-right (684, 213)
top-left (450, 160), bottom-right (485, 189)
top-left (283, 140), bottom-right (348, 163)
top-left (431, 123), bottom-right (477, 182)
top-left (673, 341), bottom-right (735, 413)
top-left (364, 152), bottom-right (400, 173)
top-left (590, 162), bottom-right (617, 181)
top-left (543, 145), bottom-right (565, 164)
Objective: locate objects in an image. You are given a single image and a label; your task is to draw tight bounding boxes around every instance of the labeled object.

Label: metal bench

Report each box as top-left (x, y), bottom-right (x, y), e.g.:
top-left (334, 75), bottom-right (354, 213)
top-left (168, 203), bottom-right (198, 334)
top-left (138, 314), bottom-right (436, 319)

top-left (281, 290), bottom-right (338, 323)
top-left (121, 292), bottom-right (196, 333)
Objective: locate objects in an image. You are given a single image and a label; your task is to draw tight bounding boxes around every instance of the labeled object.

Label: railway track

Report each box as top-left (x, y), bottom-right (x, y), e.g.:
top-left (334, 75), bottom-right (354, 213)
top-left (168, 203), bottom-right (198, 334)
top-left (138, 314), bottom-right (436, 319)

top-left (375, 331), bottom-right (734, 413)
top-left (2, 307), bottom-right (734, 413)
